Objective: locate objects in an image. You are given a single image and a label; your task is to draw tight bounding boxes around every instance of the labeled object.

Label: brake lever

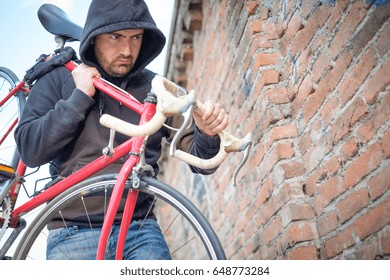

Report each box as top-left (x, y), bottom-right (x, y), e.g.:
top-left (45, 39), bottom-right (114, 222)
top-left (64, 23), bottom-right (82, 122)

top-left (231, 134), bottom-right (252, 186)
top-left (169, 99), bottom-right (195, 157)
top-left (170, 97), bottom-right (253, 187)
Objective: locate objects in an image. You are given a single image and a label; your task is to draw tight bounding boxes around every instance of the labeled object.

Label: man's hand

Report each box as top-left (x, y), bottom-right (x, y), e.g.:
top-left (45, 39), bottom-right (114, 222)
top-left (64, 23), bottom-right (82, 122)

top-left (72, 63), bottom-right (101, 97)
top-left (193, 100), bottom-right (229, 136)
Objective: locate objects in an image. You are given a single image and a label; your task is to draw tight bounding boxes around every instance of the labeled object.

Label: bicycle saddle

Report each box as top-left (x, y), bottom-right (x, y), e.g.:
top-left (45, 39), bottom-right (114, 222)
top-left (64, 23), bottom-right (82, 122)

top-left (37, 4), bottom-right (83, 42)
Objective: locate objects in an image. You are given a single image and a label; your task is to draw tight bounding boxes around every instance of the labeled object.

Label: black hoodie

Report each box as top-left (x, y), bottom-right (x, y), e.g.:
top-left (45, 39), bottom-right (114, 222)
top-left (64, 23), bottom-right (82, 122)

top-left (15, 0), bottom-right (220, 229)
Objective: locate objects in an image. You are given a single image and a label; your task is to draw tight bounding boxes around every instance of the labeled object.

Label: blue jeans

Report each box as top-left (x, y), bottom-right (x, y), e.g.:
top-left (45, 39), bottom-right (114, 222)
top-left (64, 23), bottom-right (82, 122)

top-left (46, 219), bottom-right (172, 260)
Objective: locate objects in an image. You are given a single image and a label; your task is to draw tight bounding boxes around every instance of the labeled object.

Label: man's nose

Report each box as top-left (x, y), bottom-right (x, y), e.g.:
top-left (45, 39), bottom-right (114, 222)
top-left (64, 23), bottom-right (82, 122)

top-left (120, 41), bottom-right (132, 57)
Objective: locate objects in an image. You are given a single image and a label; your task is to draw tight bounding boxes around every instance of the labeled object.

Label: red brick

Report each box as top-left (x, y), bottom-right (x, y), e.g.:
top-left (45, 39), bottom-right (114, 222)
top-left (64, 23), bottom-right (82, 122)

top-left (381, 229), bottom-right (390, 254)
top-left (329, 1), bottom-right (367, 59)
top-left (262, 22), bottom-right (279, 40)
top-left (245, 1), bottom-right (258, 16)
top-left (363, 54), bottom-right (390, 104)
top-left (295, 47), bottom-right (313, 81)
top-left (254, 69), bottom-right (280, 96)
top-left (321, 47), bottom-right (353, 93)
top-left (239, 191), bottom-right (254, 212)
top-left (312, 47), bottom-right (332, 82)
top-left (360, 88), bottom-right (390, 138)
top-left (356, 121), bottom-right (376, 145)
top-left (377, 21), bottom-right (390, 57)
top-left (246, 19), bottom-right (263, 36)
top-left (265, 87), bottom-right (290, 104)
top-left (266, 124), bottom-right (297, 148)
top-left (287, 245), bottom-right (319, 260)
top-left (305, 170), bottom-right (323, 197)
top-left (330, 97), bottom-right (368, 146)
top-left (355, 237), bottom-right (381, 259)
top-left (254, 52), bottom-right (279, 67)
top-left (351, 8), bottom-right (390, 56)
top-left (260, 183), bottom-right (304, 226)
top-left (244, 107), bottom-right (261, 135)
top-left (274, 142), bottom-right (295, 160)
top-left (256, 178), bottom-right (274, 206)
top-left (292, 74), bottom-right (314, 118)
top-left (317, 211), bottom-right (339, 237)
top-left (291, 7), bottom-right (331, 56)
top-left (336, 188), bottom-right (370, 223)
top-left (343, 142), bottom-right (383, 190)
top-left (322, 154), bottom-right (341, 176)
top-left (320, 225), bottom-right (356, 258)
top-left (320, 97), bottom-right (340, 127)
top-left (280, 202), bottom-right (315, 226)
top-left (368, 163), bottom-right (390, 200)
top-left (315, 176), bottom-right (343, 215)
top-left (303, 139), bottom-right (327, 172)
top-left (339, 47), bottom-right (376, 105)
top-left (339, 138), bottom-right (358, 162)
top-left (280, 11), bottom-right (304, 55)
top-left (298, 131), bottom-right (312, 155)
top-left (259, 142), bottom-right (295, 181)
top-left (252, 142), bottom-right (265, 168)
top-left (233, 214), bottom-right (249, 236)
top-left (276, 221), bottom-right (318, 254)
top-left (302, 86), bottom-right (328, 123)
top-left (344, 98), bottom-right (369, 131)
top-left (263, 216), bottom-right (283, 245)
top-left (327, 0), bottom-right (349, 31)
top-left (280, 160), bottom-right (306, 179)
top-left (354, 198), bottom-right (390, 241)
top-left (383, 129), bottom-right (390, 158)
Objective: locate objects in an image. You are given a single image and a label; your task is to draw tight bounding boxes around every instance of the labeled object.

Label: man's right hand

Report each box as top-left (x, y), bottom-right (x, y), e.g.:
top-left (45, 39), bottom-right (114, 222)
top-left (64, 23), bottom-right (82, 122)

top-left (72, 63), bottom-right (101, 97)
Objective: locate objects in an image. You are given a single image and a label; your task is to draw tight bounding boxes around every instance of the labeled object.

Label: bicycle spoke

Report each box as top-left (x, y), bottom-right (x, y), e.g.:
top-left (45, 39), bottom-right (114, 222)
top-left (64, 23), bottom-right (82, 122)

top-left (170, 234), bottom-right (199, 257)
top-left (154, 199), bottom-right (209, 259)
top-left (129, 196), bottom-right (157, 249)
top-left (162, 211), bottom-right (179, 236)
top-left (12, 175), bottom-right (225, 260)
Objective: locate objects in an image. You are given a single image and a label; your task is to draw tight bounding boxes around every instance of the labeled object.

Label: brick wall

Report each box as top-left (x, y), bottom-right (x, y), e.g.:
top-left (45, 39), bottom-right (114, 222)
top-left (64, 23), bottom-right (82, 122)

top-left (160, 0), bottom-right (390, 259)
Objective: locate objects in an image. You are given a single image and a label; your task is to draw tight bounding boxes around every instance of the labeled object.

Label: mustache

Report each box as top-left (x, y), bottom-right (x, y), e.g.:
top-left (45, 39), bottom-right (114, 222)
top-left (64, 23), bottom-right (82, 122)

top-left (114, 54), bottom-right (134, 62)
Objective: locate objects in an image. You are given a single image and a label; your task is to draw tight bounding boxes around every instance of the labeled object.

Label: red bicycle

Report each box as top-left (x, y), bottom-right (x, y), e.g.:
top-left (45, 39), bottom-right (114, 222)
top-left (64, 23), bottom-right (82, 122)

top-left (0, 4), bottom-right (251, 260)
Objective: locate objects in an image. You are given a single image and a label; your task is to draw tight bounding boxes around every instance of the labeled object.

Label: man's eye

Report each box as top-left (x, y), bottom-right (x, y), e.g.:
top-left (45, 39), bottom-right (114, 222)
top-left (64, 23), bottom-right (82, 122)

top-left (132, 34), bottom-right (143, 40)
top-left (109, 35), bottom-right (119, 40)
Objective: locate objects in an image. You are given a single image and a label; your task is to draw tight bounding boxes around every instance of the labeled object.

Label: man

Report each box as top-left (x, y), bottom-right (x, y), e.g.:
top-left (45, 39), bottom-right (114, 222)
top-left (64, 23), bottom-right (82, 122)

top-left (15, 0), bottom-right (228, 259)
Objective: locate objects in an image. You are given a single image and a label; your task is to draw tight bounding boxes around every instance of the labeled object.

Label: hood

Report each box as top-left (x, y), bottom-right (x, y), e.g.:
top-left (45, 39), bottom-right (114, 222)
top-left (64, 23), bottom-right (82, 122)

top-left (79, 0), bottom-right (166, 77)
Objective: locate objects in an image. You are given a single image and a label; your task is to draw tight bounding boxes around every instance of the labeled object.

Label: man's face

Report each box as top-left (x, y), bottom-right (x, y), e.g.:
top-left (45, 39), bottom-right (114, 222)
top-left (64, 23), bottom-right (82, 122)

top-left (94, 28), bottom-right (144, 77)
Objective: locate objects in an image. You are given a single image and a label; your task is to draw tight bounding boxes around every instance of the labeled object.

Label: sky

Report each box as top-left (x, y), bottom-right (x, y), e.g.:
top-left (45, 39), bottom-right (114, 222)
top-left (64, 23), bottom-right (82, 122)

top-left (0, 0), bottom-right (174, 259)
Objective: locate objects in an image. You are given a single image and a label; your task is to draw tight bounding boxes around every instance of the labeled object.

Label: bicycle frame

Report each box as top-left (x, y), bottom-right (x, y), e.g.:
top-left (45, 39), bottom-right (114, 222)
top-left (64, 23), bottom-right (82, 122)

top-left (5, 61), bottom-right (157, 260)
top-left (2, 56), bottom-right (253, 260)
top-left (0, 82), bottom-right (29, 151)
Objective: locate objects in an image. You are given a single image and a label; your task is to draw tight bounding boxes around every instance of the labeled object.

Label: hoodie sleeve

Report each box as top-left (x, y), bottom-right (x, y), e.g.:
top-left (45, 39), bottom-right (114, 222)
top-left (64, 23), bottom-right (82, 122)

top-left (14, 67), bottom-right (95, 167)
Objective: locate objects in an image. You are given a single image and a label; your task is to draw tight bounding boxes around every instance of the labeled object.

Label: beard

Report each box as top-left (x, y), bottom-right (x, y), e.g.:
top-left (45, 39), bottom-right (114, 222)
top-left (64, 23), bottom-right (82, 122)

top-left (95, 47), bottom-right (135, 77)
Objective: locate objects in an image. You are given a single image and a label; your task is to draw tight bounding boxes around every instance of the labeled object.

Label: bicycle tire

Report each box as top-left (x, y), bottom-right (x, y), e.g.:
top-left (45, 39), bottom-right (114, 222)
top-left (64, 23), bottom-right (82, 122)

top-left (12, 174), bottom-right (226, 260)
top-left (0, 67), bottom-right (26, 169)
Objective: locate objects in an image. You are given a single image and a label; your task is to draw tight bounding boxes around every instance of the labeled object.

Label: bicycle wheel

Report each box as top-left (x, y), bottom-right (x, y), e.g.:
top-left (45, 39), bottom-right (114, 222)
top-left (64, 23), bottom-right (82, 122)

top-left (0, 67), bottom-right (26, 169)
top-left (12, 174), bottom-right (226, 260)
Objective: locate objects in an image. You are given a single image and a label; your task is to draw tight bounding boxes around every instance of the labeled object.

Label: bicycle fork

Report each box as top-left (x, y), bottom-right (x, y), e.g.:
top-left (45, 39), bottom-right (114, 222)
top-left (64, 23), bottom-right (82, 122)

top-left (96, 97), bottom-right (156, 260)
top-left (96, 154), bottom-right (139, 260)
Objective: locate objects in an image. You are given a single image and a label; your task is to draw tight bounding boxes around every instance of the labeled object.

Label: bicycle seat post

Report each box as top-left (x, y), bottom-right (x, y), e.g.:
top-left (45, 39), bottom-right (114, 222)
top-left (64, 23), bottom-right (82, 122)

top-left (54, 35), bottom-right (66, 49)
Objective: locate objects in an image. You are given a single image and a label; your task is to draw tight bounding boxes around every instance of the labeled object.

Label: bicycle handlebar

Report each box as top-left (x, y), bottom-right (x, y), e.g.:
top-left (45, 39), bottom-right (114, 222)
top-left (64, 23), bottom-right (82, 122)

top-left (66, 60), bottom-right (251, 185)
top-left (99, 76), bottom-right (252, 186)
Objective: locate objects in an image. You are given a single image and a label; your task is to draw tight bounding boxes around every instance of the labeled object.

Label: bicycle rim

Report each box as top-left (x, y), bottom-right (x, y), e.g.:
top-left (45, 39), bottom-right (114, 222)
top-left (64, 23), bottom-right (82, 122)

top-left (0, 67), bottom-right (25, 168)
top-left (13, 174), bottom-right (226, 260)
